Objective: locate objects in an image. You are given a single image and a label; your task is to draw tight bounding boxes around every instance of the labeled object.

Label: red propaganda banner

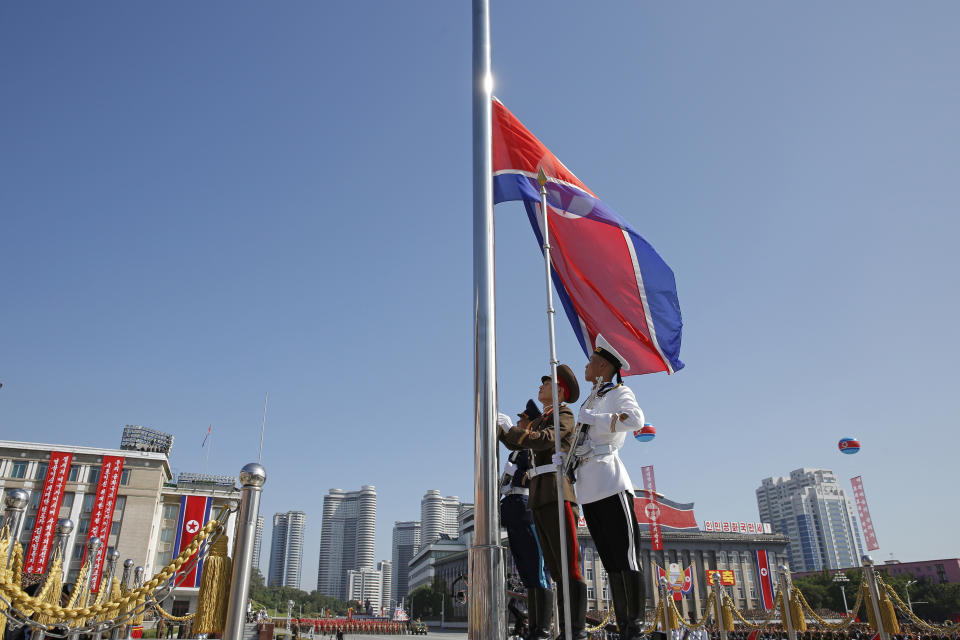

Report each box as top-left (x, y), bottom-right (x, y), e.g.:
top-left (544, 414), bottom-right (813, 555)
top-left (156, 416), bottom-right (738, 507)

top-left (174, 495), bottom-right (212, 587)
top-left (25, 451), bottom-right (74, 574)
top-left (706, 569), bottom-right (736, 586)
top-left (640, 465), bottom-right (663, 550)
top-left (850, 476), bottom-right (879, 551)
top-left (755, 550), bottom-right (775, 610)
top-left (82, 456), bottom-right (124, 591)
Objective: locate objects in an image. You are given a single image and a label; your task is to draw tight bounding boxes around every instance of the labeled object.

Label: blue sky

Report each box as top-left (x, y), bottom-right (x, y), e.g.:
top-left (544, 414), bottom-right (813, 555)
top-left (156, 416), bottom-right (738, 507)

top-left (2, 1), bottom-right (958, 588)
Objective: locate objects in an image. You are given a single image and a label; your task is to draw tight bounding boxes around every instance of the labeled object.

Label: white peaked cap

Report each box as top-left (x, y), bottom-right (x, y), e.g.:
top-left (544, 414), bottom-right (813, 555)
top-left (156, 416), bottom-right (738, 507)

top-left (595, 334), bottom-right (631, 372)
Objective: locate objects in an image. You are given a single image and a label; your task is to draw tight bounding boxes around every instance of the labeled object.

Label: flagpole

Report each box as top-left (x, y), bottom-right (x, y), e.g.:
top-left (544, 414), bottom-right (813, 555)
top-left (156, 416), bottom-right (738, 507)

top-left (538, 170), bottom-right (573, 640)
top-left (470, 1), bottom-right (505, 640)
top-left (259, 392), bottom-right (268, 464)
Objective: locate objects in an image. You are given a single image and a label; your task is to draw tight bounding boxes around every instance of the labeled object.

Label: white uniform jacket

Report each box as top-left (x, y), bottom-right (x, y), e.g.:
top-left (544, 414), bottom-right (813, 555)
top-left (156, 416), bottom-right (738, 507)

top-left (574, 384), bottom-right (645, 505)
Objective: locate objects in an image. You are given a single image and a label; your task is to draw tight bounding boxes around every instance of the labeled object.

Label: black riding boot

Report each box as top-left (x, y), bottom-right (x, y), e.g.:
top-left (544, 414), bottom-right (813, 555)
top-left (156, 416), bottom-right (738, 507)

top-left (621, 569), bottom-right (646, 640)
top-left (569, 580), bottom-right (588, 640)
top-left (528, 588), bottom-right (553, 640)
top-left (607, 572), bottom-right (631, 637)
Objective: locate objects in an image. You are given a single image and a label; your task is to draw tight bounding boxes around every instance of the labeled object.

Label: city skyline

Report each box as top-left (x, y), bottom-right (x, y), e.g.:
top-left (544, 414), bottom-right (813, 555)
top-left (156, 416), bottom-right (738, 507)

top-left (3, 1), bottom-right (958, 589)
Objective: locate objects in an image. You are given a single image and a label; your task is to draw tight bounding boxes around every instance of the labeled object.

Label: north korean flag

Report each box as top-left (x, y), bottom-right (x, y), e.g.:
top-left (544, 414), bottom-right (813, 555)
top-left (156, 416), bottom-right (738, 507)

top-left (755, 550), bottom-right (775, 610)
top-left (492, 99), bottom-right (684, 375)
top-left (174, 495), bottom-right (211, 588)
top-left (633, 492), bottom-right (699, 532)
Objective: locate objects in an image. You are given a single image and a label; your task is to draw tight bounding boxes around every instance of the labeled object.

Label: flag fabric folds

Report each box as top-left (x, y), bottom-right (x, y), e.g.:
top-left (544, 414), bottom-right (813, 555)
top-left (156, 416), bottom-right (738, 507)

top-left (492, 99), bottom-right (684, 375)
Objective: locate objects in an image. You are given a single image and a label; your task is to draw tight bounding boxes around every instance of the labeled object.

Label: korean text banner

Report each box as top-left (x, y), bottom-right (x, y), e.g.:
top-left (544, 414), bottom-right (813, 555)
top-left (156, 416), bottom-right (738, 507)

top-left (641, 465), bottom-right (663, 551)
top-left (25, 451), bottom-right (73, 573)
top-left (82, 455), bottom-right (125, 591)
top-left (850, 476), bottom-right (879, 551)
top-left (174, 495), bottom-right (212, 588)
top-left (492, 99), bottom-right (683, 375)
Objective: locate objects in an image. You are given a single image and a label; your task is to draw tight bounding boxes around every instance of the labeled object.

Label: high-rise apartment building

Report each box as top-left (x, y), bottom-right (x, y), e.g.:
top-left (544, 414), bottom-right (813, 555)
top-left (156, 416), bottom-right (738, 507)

top-left (420, 490), bottom-right (460, 545)
top-left (391, 520), bottom-right (421, 604)
top-left (252, 515), bottom-right (264, 575)
top-left (756, 468), bottom-right (865, 572)
top-left (268, 511), bottom-right (306, 588)
top-left (317, 486), bottom-right (377, 600)
top-left (347, 567), bottom-right (384, 613)
top-left (378, 560), bottom-right (393, 610)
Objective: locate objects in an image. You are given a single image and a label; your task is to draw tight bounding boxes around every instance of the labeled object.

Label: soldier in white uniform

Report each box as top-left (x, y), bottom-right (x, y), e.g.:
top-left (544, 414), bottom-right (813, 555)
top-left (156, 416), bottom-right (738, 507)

top-left (573, 335), bottom-right (646, 640)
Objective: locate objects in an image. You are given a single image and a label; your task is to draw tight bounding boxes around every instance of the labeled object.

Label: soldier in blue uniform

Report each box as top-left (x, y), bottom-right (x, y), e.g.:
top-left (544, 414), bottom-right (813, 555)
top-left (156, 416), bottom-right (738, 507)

top-left (499, 400), bottom-right (552, 640)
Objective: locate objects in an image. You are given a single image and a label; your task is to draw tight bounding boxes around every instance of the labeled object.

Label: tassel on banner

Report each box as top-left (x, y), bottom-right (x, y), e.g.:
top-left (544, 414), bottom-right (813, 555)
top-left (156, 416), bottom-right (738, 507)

top-left (32, 550), bottom-right (65, 625)
top-left (721, 597), bottom-right (735, 632)
top-left (11, 543), bottom-right (23, 589)
top-left (193, 534), bottom-right (233, 635)
top-left (0, 529), bottom-right (9, 640)
top-left (864, 583), bottom-right (879, 631)
top-left (667, 602), bottom-right (679, 630)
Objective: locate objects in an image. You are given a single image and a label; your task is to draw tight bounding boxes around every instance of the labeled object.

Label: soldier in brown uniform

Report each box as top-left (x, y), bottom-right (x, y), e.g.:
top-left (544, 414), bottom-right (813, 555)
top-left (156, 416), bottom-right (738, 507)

top-left (499, 364), bottom-right (587, 640)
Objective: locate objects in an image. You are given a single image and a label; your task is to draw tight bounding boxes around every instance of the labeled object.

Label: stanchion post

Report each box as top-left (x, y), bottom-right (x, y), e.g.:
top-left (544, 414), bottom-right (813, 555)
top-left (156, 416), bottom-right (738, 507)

top-left (223, 463), bottom-right (267, 640)
top-left (112, 559), bottom-right (135, 640)
top-left (777, 565), bottom-right (796, 640)
top-left (105, 549), bottom-right (120, 600)
top-left (658, 576), bottom-right (671, 632)
top-left (712, 574), bottom-right (727, 640)
top-left (85, 537), bottom-right (103, 606)
top-left (862, 556), bottom-right (889, 640)
top-left (3, 488), bottom-right (29, 566)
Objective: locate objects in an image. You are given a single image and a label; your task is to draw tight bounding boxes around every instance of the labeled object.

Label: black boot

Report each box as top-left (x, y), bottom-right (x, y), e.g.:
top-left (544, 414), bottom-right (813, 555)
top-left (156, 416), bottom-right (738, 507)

top-left (621, 570), bottom-right (646, 640)
top-left (607, 572), bottom-right (631, 637)
top-left (528, 588), bottom-right (553, 640)
top-left (569, 580), bottom-right (588, 640)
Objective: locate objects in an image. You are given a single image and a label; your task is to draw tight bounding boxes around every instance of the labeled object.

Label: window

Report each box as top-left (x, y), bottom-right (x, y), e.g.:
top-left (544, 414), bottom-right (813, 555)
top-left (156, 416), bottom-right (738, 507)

top-left (160, 527), bottom-right (176, 543)
top-left (35, 463), bottom-right (48, 480)
top-left (585, 569), bottom-right (594, 580)
top-left (587, 587), bottom-right (595, 600)
top-left (73, 544), bottom-right (84, 560)
top-left (163, 504), bottom-right (180, 522)
top-left (69, 466), bottom-right (80, 482)
top-left (78, 518), bottom-right (90, 535)
top-left (61, 492), bottom-right (75, 509)
top-left (113, 495), bottom-right (126, 519)
top-left (88, 466), bottom-right (101, 485)
top-left (24, 516), bottom-right (36, 532)
top-left (29, 491), bottom-right (42, 510)
top-left (11, 461), bottom-right (27, 479)
top-left (82, 494), bottom-right (95, 513)
top-left (120, 469), bottom-right (131, 485)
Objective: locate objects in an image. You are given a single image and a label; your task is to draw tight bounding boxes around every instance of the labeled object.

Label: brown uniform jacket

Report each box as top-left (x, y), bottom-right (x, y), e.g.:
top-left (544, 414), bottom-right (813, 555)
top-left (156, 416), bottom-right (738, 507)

top-left (499, 404), bottom-right (577, 509)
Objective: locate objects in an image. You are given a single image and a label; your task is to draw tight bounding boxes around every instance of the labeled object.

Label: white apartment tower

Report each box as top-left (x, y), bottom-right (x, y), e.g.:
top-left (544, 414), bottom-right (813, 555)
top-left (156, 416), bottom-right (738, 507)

top-left (420, 490), bottom-right (460, 545)
top-left (756, 468), bottom-right (865, 573)
top-left (378, 560), bottom-right (393, 611)
top-left (268, 511), bottom-right (306, 588)
top-left (317, 485), bottom-right (377, 600)
top-left (347, 567), bottom-right (383, 614)
top-left (391, 520), bottom-right (421, 604)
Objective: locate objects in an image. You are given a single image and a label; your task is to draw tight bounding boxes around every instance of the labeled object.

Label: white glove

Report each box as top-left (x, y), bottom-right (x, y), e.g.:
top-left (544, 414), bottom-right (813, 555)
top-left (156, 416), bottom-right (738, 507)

top-left (573, 440), bottom-right (593, 457)
top-left (497, 412), bottom-right (514, 432)
top-left (503, 461), bottom-right (518, 475)
top-left (551, 452), bottom-right (564, 467)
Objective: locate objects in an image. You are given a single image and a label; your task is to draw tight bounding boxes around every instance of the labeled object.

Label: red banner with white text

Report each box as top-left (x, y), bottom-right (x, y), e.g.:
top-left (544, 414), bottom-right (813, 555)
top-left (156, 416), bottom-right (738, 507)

top-left (850, 476), bottom-right (879, 551)
top-left (25, 451), bottom-right (74, 573)
top-left (640, 465), bottom-right (663, 550)
top-left (174, 495), bottom-right (212, 587)
top-left (82, 456), bottom-right (125, 591)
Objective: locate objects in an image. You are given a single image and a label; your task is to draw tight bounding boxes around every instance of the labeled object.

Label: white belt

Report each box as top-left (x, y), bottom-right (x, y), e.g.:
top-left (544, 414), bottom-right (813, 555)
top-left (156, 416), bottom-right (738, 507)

top-left (527, 463), bottom-right (557, 478)
top-left (582, 444), bottom-right (618, 462)
top-left (502, 487), bottom-right (529, 496)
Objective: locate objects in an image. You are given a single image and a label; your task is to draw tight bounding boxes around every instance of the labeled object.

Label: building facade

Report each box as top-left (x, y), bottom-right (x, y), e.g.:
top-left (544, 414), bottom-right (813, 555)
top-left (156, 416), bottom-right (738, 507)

top-left (252, 515), bottom-right (264, 575)
top-left (269, 511), bottom-right (306, 589)
top-left (756, 468), bottom-right (865, 572)
top-left (347, 567), bottom-right (384, 613)
top-left (420, 490), bottom-right (460, 546)
top-left (0, 433), bottom-right (240, 617)
top-left (391, 520), bottom-right (421, 605)
top-left (317, 486), bottom-right (377, 600)
top-left (882, 558), bottom-right (960, 584)
top-left (378, 560), bottom-right (393, 611)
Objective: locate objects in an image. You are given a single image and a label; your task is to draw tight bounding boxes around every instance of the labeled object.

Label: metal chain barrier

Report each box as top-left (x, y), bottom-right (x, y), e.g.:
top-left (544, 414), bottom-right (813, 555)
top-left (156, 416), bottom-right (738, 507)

top-left (876, 574), bottom-right (955, 634)
top-left (793, 580), bottom-right (864, 630)
top-left (585, 605), bottom-right (613, 632)
top-left (722, 591), bottom-right (783, 629)
top-left (668, 591), bottom-right (716, 630)
top-left (153, 601), bottom-right (195, 622)
top-left (0, 507), bottom-right (229, 634)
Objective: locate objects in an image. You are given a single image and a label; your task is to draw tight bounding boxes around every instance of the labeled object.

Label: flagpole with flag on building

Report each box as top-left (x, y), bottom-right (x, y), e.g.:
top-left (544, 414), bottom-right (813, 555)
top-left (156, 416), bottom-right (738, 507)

top-left (202, 424), bottom-right (212, 473)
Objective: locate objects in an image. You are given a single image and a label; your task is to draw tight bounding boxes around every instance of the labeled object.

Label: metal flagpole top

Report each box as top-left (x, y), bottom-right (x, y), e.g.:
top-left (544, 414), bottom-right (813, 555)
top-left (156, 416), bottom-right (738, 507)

top-left (537, 167), bottom-right (548, 187)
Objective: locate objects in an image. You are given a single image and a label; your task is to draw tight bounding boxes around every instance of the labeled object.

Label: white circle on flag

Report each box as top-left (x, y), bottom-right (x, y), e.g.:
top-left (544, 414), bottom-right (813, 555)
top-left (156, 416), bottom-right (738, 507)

top-left (760, 568), bottom-right (768, 577)
top-left (186, 519), bottom-right (200, 534)
top-left (645, 504), bottom-right (661, 521)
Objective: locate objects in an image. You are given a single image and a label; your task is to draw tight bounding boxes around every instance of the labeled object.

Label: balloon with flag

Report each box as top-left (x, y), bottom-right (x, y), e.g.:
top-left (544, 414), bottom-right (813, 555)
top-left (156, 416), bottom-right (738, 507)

top-left (838, 437), bottom-right (861, 455)
top-left (633, 423), bottom-right (656, 443)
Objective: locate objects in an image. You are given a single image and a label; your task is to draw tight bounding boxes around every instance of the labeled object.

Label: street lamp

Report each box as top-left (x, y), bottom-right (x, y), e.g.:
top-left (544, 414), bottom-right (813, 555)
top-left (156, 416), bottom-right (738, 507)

top-left (832, 572), bottom-right (850, 614)
top-left (287, 600), bottom-right (295, 628)
top-left (905, 580), bottom-right (917, 612)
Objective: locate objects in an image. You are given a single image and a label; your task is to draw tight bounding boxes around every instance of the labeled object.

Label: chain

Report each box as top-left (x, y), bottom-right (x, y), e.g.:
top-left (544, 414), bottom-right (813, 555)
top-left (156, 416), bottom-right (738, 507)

top-left (153, 601), bottom-right (195, 622)
top-left (667, 591), bottom-right (715, 630)
top-left (0, 508), bottom-right (229, 628)
top-left (722, 591), bottom-right (783, 629)
top-left (877, 575), bottom-right (955, 633)
top-left (586, 605), bottom-right (613, 632)
top-left (792, 581), bottom-right (863, 630)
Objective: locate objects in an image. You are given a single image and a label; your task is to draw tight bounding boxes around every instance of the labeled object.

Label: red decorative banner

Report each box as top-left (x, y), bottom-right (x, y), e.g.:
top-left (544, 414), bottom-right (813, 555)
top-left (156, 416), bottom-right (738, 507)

top-left (706, 569), bottom-right (736, 586)
top-left (850, 476), bottom-right (879, 551)
top-left (25, 451), bottom-right (74, 574)
top-left (640, 465), bottom-right (663, 550)
top-left (82, 455), bottom-right (124, 591)
top-left (755, 550), bottom-right (775, 610)
top-left (174, 495), bottom-right (212, 587)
